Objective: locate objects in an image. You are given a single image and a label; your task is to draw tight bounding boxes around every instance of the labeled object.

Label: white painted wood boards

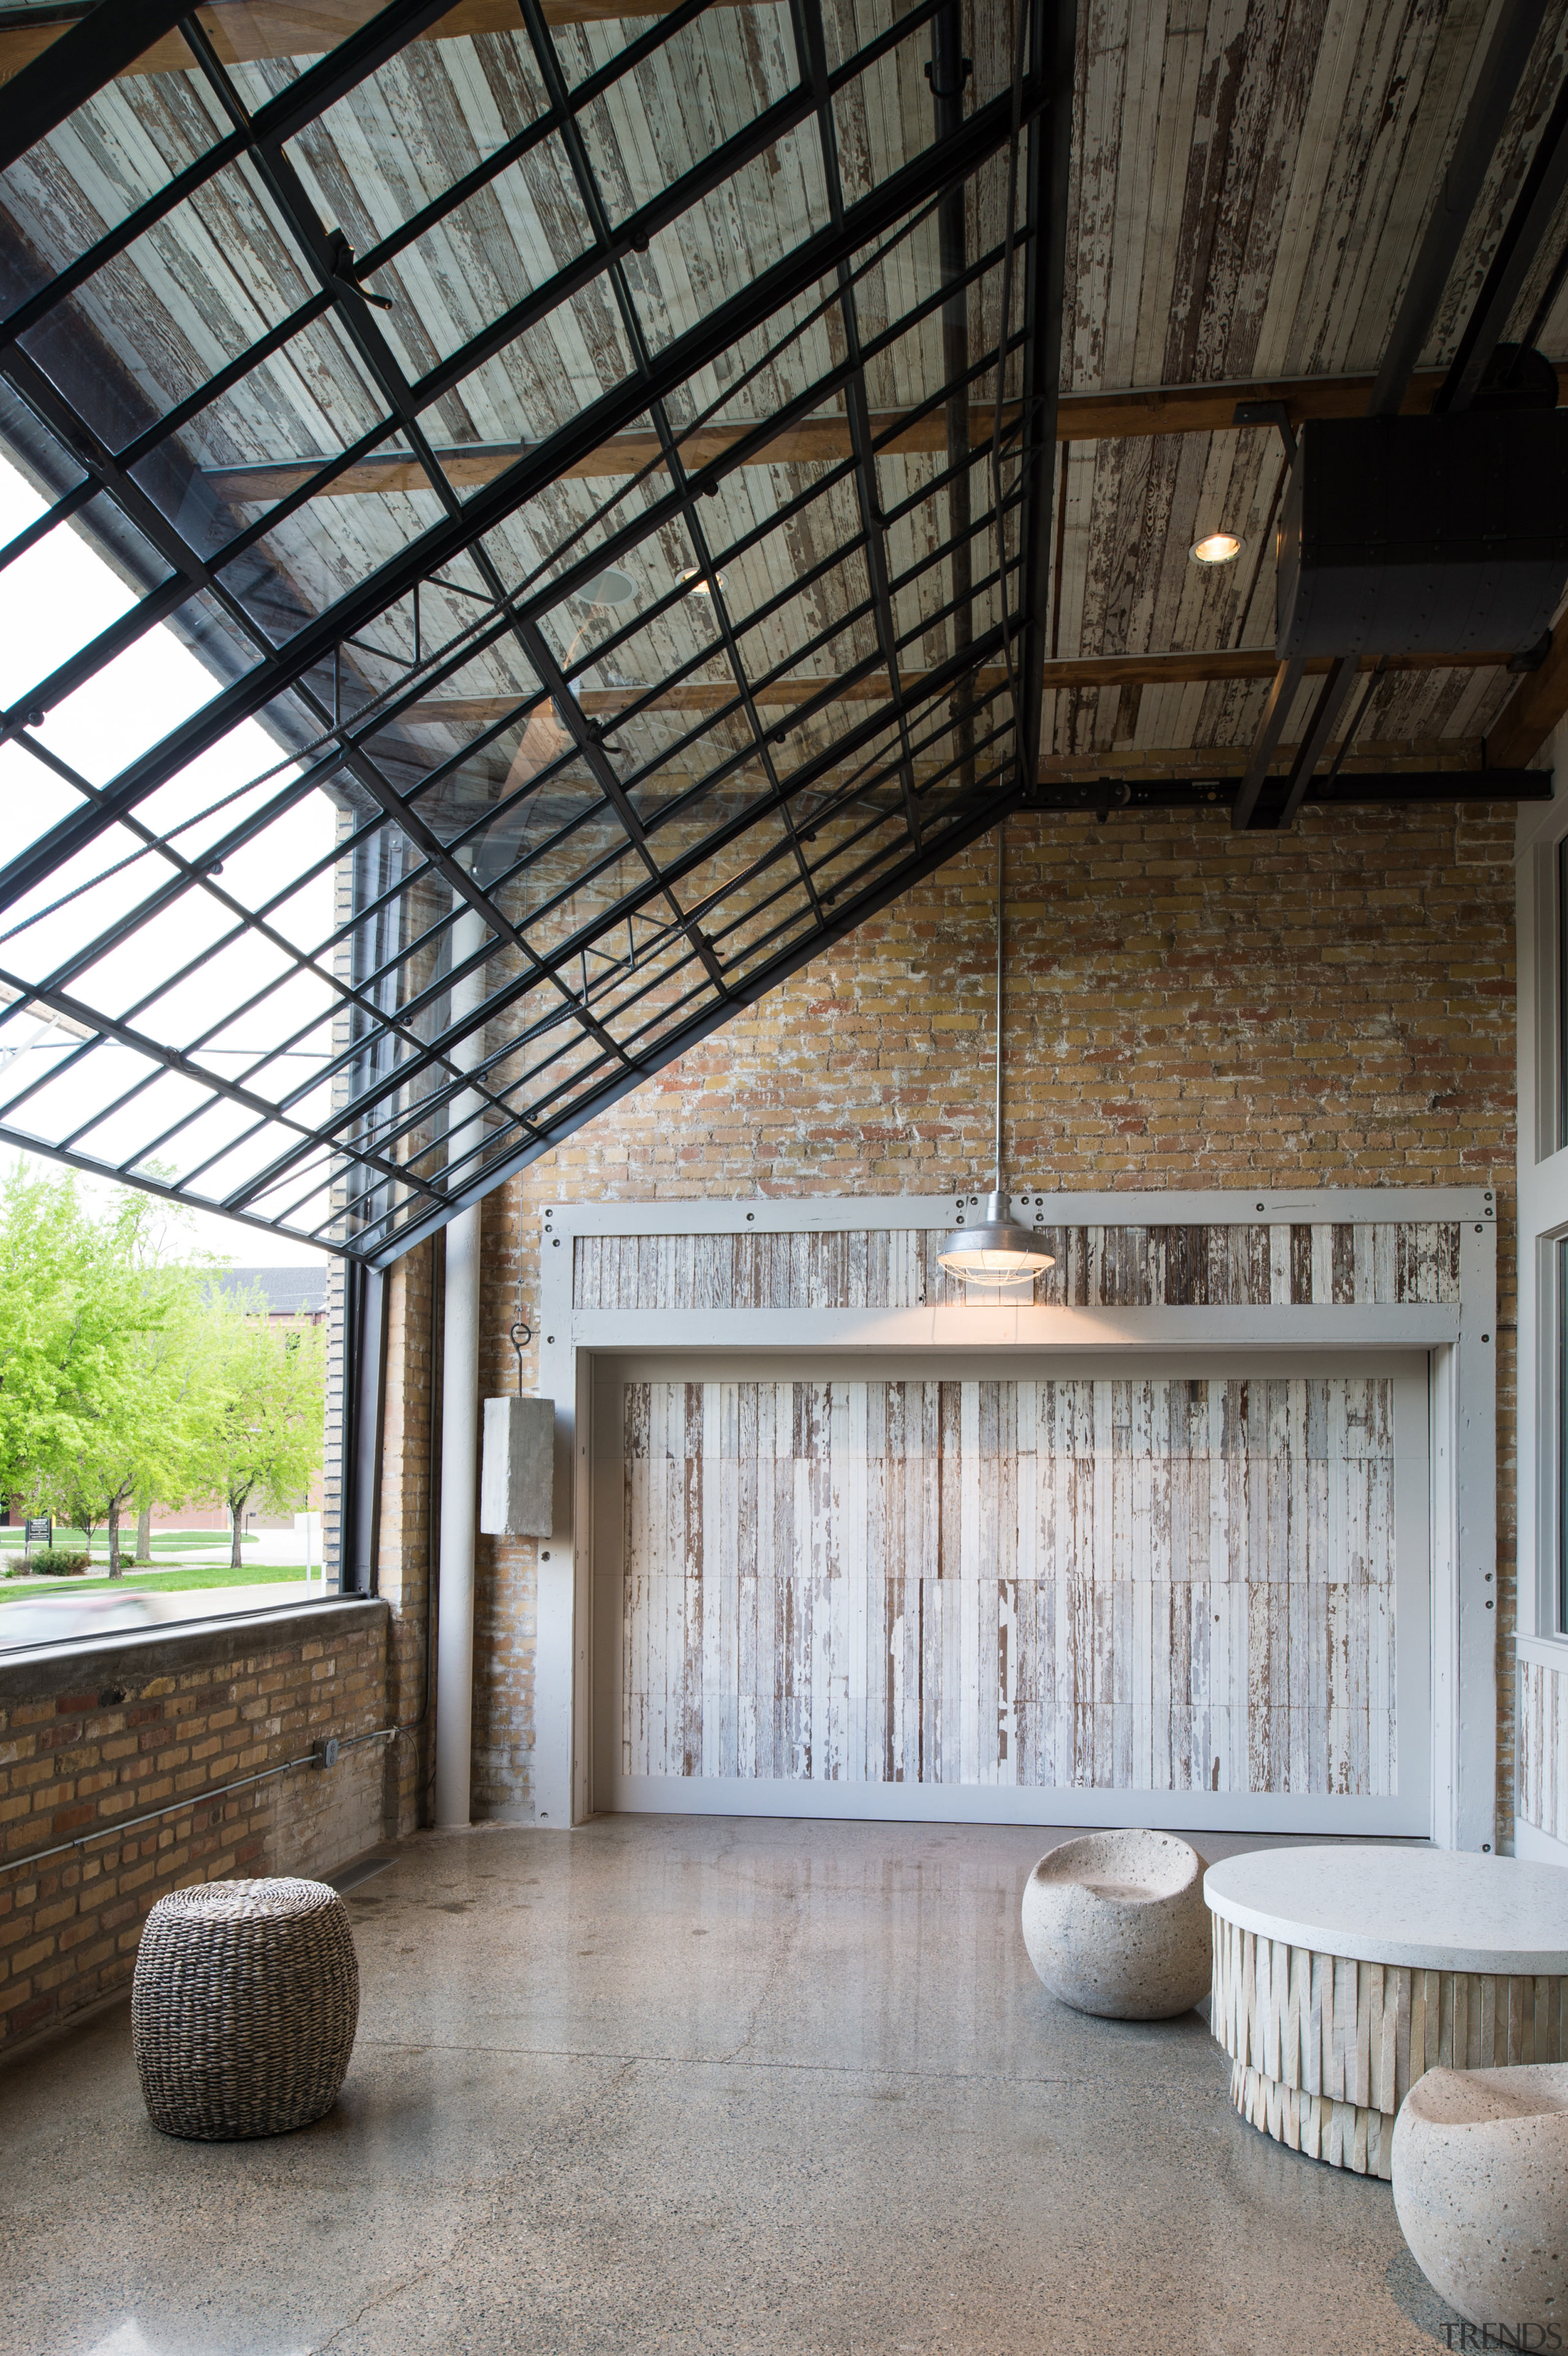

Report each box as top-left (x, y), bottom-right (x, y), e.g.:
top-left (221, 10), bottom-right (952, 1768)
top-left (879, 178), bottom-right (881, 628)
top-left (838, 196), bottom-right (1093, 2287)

top-left (619, 1372), bottom-right (1398, 1799)
top-left (1210, 1914), bottom-right (1568, 2180)
top-left (480, 1394), bottom-right (554, 1536)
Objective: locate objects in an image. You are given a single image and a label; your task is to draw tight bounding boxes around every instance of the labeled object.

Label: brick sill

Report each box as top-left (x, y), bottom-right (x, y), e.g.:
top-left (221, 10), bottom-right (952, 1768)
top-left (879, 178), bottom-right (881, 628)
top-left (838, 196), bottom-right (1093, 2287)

top-left (0, 1595), bottom-right (389, 1702)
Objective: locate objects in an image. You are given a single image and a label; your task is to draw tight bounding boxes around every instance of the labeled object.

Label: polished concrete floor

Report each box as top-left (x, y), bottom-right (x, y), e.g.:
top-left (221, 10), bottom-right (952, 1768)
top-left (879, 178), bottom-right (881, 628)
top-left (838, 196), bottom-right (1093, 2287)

top-left (0, 1818), bottom-right (1461, 2356)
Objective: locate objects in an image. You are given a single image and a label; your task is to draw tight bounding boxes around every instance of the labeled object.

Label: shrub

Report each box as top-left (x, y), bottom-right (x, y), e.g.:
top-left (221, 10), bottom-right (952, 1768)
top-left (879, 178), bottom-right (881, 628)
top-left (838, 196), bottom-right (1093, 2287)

top-left (30, 1548), bottom-right (91, 1576)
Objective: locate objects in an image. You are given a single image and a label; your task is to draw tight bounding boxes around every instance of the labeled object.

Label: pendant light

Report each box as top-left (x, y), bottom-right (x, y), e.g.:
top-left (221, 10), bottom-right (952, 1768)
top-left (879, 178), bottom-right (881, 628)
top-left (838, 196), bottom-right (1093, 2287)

top-left (937, 820), bottom-right (1055, 1289)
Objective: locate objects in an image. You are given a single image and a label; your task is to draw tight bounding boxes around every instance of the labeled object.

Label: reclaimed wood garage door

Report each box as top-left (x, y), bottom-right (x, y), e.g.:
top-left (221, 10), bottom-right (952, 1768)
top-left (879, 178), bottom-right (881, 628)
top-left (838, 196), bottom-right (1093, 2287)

top-left (616, 1374), bottom-right (1401, 1801)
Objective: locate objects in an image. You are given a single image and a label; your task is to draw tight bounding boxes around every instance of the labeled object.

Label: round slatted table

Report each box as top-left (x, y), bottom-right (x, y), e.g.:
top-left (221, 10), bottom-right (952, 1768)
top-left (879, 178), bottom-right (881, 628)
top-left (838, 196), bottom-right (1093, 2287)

top-left (1205, 1847), bottom-right (1568, 2178)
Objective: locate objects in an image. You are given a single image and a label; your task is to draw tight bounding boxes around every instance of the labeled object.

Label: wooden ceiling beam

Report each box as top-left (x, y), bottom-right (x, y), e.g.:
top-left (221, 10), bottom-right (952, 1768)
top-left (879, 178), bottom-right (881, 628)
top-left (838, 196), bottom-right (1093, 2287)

top-left (201, 369), bottom-right (1568, 507)
top-left (0, 0), bottom-right (718, 85)
top-left (1484, 627), bottom-right (1568, 767)
top-left (397, 647), bottom-right (1507, 728)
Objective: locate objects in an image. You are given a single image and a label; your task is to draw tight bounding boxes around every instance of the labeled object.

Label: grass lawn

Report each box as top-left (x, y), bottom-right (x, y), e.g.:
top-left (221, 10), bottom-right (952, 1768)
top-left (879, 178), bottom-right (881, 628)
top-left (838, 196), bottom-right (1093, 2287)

top-left (0, 1563), bottom-right (311, 1603)
top-left (0, 1528), bottom-right (256, 1556)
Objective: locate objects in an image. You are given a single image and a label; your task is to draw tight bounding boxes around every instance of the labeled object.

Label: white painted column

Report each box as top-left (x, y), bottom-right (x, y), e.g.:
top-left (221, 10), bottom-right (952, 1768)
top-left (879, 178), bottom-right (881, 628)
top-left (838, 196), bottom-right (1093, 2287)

top-left (435, 890), bottom-right (486, 1829)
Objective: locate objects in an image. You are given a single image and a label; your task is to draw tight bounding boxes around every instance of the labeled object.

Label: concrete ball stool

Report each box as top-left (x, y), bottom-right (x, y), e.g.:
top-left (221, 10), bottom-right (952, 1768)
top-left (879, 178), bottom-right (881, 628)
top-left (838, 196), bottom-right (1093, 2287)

top-left (1022, 1830), bottom-right (1210, 2019)
top-left (132, 1878), bottom-right (360, 2140)
top-left (1391, 2063), bottom-right (1568, 2331)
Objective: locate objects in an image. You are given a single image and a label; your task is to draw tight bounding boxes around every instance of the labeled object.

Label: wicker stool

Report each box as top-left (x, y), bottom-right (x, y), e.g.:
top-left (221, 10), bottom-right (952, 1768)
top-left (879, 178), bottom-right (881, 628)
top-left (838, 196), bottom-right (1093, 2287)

top-left (132, 1878), bottom-right (360, 2140)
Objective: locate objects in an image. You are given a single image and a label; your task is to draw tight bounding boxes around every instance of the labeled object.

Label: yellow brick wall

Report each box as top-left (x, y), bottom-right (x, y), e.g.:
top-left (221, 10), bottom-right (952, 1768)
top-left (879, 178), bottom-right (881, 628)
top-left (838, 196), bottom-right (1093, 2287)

top-left (0, 1603), bottom-right (390, 2053)
top-left (458, 808), bottom-right (1516, 1834)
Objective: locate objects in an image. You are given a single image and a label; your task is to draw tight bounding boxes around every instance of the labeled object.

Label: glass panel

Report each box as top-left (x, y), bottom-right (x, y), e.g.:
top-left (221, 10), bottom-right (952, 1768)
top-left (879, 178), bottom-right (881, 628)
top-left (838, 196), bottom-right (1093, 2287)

top-left (284, 27), bottom-right (551, 245)
top-left (0, 489), bottom-right (173, 715)
top-left (830, 4), bottom-right (944, 203)
top-left (0, 34), bottom-right (230, 268)
top-left (373, 134), bottom-right (596, 376)
top-left (129, 312), bottom-right (394, 556)
top-left (30, 584), bottom-right (260, 790)
top-left (627, 123), bottom-right (831, 357)
top-left (217, 442), bottom-right (452, 638)
top-left (574, 1), bottom-right (797, 230)
top-left (18, 156), bottom-right (323, 451)
top-left (432, 268), bottom-right (637, 464)
top-left (0, 741), bottom-right (92, 878)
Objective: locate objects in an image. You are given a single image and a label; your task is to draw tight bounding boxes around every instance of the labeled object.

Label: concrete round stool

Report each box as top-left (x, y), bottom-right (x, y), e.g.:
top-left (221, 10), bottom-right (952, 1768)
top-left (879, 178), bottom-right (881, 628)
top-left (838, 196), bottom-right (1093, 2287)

top-left (1391, 2063), bottom-right (1568, 2331)
top-left (1022, 1830), bottom-right (1210, 2019)
top-left (132, 1878), bottom-right (359, 2140)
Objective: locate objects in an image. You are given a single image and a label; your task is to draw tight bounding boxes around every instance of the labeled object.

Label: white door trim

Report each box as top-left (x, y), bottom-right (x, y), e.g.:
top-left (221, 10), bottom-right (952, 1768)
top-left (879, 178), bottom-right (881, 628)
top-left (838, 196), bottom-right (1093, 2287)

top-left (531, 1188), bottom-right (1495, 1845)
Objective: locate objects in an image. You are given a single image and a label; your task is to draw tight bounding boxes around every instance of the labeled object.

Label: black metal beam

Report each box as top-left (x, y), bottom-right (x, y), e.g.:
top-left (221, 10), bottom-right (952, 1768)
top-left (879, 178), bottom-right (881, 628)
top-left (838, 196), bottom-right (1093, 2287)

top-left (1434, 66), bottom-right (1568, 412)
top-left (1015, 0), bottom-right (1077, 791)
top-left (1230, 655), bottom-right (1303, 829)
top-left (1022, 768), bottom-right (1555, 815)
top-left (1368, 0), bottom-right (1550, 415)
top-left (1274, 658), bottom-right (1358, 829)
top-left (0, 0), bottom-right (193, 170)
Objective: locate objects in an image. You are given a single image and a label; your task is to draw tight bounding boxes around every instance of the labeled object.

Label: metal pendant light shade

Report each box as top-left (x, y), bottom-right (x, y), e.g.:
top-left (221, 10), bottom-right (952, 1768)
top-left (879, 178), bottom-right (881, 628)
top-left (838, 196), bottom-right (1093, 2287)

top-left (937, 821), bottom-right (1055, 1289)
top-left (937, 1187), bottom-right (1052, 1281)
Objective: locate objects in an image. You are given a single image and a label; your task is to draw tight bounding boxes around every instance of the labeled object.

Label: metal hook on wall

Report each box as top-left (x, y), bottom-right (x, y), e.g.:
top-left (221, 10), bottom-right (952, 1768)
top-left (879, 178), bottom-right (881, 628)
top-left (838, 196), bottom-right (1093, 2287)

top-left (510, 1320), bottom-right (532, 1395)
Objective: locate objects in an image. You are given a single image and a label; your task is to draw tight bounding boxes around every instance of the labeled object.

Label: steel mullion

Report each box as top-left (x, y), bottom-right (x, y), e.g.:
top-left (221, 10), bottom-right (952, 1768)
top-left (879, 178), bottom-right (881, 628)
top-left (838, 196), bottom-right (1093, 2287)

top-left (1011, 0), bottom-right (1075, 791)
top-left (0, 124), bottom-right (252, 355)
top-left (0, 745), bottom-right (524, 1138)
top-left (115, 289), bottom-right (339, 472)
top-left (0, 474), bottom-right (97, 578)
top-left (0, 79), bottom-right (1045, 915)
top-left (0, 957), bottom-right (435, 1204)
top-left (513, 0), bottom-right (826, 934)
top-left (0, 0), bottom-right (201, 173)
top-left (792, 0), bottom-right (927, 847)
top-left (183, 24), bottom-right (691, 1082)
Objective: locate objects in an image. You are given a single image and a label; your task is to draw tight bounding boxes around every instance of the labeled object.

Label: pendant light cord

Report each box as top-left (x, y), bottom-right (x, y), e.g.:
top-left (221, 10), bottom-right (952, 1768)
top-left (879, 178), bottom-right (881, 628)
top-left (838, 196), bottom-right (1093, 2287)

top-left (993, 818), bottom-right (1005, 1199)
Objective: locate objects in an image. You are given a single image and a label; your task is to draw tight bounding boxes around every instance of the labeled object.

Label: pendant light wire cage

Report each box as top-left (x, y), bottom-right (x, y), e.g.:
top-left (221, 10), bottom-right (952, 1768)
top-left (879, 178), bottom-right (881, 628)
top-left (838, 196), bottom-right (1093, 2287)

top-left (937, 821), bottom-right (1055, 1289)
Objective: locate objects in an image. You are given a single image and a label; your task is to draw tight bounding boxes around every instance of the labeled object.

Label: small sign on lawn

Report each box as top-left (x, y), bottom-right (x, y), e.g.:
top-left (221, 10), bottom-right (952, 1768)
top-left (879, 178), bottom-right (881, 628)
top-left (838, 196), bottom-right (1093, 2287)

top-left (24, 1517), bottom-right (51, 1557)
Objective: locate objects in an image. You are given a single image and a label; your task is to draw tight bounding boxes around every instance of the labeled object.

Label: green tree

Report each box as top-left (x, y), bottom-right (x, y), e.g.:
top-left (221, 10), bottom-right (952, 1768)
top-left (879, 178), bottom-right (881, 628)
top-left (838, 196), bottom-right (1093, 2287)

top-left (187, 1291), bottom-right (326, 1568)
top-left (33, 1191), bottom-right (215, 1574)
top-left (0, 1168), bottom-right (194, 1565)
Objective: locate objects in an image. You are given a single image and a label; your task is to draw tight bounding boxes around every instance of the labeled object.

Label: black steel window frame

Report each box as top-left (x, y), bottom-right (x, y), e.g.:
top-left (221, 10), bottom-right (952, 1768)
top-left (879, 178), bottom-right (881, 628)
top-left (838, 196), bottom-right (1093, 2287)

top-left (0, 0), bottom-right (1075, 1264)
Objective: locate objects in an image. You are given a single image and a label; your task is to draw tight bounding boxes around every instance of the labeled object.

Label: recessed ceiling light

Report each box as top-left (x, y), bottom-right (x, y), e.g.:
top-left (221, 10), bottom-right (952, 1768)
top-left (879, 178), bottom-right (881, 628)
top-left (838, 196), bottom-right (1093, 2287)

top-left (1189, 531), bottom-right (1243, 567)
top-left (680, 565), bottom-right (726, 595)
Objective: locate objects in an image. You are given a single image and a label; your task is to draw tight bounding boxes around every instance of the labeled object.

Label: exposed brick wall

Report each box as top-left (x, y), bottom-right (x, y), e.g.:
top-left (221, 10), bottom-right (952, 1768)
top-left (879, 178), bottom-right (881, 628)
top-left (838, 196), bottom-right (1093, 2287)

top-left (0, 1601), bottom-right (389, 2055)
top-left (460, 807), bottom-right (1515, 1836)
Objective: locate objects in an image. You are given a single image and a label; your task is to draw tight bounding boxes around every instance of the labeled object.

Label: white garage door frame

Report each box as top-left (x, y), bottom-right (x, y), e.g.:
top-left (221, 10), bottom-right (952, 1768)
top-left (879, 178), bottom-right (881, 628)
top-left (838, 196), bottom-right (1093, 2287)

top-left (530, 1189), bottom-right (1496, 1849)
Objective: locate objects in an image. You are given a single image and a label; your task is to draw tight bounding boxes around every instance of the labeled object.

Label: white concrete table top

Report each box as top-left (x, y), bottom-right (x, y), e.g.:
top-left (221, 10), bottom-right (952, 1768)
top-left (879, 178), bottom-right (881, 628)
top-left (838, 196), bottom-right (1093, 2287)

top-left (1204, 1846), bottom-right (1568, 1976)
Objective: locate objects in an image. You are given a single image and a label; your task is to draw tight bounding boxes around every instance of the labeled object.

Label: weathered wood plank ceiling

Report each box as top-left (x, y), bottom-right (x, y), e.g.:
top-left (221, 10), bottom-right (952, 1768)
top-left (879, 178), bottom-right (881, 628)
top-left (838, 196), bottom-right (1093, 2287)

top-left (0, 0), bottom-right (1560, 1253)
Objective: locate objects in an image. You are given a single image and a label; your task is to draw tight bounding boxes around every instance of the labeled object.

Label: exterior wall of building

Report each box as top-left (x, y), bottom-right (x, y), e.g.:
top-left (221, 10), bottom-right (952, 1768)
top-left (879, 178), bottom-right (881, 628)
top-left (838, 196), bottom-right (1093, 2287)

top-left (0, 1600), bottom-right (390, 2055)
top-left (464, 807), bottom-right (1517, 1839)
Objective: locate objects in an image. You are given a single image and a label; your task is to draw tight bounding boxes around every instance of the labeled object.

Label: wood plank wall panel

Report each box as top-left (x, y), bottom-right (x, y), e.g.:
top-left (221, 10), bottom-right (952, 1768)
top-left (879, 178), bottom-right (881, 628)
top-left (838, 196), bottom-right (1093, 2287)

top-left (1517, 1656), bottom-right (1568, 1841)
top-left (620, 1373), bottom-right (1396, 1799)
top-left (1210, 1916), bottom-right (1568, 2180)
top-left (577, 1220), bottom-right (1460, 1311)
